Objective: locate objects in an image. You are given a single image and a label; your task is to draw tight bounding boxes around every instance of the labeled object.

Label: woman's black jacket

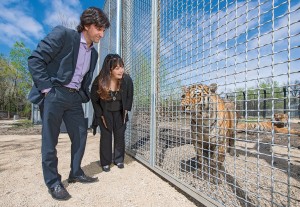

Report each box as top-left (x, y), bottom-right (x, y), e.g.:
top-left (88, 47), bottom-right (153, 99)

top-left (91, 73), bottom-right (133, 133)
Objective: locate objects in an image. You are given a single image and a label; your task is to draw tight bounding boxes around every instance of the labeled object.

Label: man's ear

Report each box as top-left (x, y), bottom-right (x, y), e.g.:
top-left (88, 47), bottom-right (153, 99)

top-left (84, 25), bottom-right (90, 31)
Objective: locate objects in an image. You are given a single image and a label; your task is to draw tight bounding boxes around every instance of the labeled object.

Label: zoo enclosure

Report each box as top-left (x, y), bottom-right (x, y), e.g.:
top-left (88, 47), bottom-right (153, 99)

top-left (101, 0), bottom-right (300, 206)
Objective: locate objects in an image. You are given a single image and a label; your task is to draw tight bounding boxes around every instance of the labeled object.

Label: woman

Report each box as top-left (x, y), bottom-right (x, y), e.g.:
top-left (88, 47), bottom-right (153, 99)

top-left (91, 54), bottom-right (133, 172)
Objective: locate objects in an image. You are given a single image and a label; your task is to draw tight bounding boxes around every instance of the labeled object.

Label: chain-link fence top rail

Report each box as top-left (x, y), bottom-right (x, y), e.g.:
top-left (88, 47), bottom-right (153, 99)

top-left (114, 0), bottom-right (300, 206)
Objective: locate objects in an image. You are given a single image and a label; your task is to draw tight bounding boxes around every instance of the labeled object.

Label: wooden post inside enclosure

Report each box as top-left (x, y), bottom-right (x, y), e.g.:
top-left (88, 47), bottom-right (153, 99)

top-left (243, 92), bottom-right (246, 118)
top-left (283, 86), bottom-right (287, 114)
top-left (263, 89), bottom-right (266, 118)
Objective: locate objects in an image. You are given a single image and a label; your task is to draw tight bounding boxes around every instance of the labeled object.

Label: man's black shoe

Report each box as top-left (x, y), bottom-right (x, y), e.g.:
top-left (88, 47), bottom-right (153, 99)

top-left (68, 174), bottom-right (98, 183)
top-left (48, 183), bottom-right (71, 200)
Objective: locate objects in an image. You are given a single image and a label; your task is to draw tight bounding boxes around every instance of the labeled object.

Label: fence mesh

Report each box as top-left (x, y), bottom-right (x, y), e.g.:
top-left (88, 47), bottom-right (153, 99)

top-left (98, 0), bottom-right (118, 66)
top-left (103, 0), bottom-right (300, 206)
top-left (123, 0), bottom-right (153, 163)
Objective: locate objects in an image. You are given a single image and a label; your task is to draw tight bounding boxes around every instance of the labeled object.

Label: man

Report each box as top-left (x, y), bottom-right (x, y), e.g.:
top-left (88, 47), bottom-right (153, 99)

top-left (28, 7), bottom-right (110, 200)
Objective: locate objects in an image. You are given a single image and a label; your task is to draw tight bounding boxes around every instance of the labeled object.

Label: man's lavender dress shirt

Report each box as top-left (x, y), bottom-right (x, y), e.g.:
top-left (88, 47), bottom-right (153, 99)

top-left (42, 33), bottom-right (93, 93)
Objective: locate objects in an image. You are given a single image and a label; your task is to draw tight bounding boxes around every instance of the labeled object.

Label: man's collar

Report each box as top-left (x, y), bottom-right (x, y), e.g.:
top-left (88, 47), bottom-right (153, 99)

top-left (80, 33), bottom-right (94, 50)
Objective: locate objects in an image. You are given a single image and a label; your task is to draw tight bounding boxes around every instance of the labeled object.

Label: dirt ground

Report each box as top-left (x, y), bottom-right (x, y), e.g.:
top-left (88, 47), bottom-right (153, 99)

top-left (0, 119), bottom-right (201, 207)
top-left (131, 115), bottom-right (300, 207)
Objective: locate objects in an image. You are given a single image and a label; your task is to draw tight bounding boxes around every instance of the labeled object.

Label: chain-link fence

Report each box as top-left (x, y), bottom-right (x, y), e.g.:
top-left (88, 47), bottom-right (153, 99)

top-left (102, 0), bottom-right (300, 206)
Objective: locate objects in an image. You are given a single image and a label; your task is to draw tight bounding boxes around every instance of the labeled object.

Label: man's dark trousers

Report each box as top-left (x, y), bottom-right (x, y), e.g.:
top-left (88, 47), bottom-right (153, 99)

top-left (41, 86), bottom-right (87, 189)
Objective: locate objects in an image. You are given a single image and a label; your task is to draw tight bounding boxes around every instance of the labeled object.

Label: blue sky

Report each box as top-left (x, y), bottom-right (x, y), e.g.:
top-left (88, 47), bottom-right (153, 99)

top-left (0, 0), bottom-right (105, 56)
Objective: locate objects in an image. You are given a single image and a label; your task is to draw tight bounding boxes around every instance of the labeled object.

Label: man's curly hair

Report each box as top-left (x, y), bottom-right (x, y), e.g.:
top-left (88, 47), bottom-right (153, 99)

top-left (77, 7), bottom-right (110, 32)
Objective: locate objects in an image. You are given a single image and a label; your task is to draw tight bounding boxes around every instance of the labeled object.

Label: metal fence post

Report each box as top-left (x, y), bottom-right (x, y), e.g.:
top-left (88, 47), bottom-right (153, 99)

top-left (116, 0), bottom-right (122, 55)
top-left (150, 0), bottom-right (158, 167)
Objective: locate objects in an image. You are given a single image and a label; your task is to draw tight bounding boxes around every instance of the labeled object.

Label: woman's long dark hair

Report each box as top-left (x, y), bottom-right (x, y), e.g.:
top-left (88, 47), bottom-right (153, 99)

top-left (77, 7), bottom-right (110, 32)
top-left (97, 54), bottom-right (124, 100)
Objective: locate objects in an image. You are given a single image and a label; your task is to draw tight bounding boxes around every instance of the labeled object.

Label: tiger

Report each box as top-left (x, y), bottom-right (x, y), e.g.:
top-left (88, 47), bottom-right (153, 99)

top-left (236, 113), bottom-right (300, 135)
top-left (181, 83), bottom-right (236, 181)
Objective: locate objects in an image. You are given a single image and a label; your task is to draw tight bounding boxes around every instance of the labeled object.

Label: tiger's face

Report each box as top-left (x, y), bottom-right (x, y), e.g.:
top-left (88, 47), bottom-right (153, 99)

top-left (274, 113), bottom-right (288, 122)
top-left (274, 113), bottom-right (288, 127)
top-left (181, 84), bottom-right (218, 115)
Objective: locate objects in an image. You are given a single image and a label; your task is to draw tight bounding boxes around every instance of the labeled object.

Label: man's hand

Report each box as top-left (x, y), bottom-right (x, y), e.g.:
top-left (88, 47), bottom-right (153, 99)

top-left (42, 88), bottom-right (51, 97)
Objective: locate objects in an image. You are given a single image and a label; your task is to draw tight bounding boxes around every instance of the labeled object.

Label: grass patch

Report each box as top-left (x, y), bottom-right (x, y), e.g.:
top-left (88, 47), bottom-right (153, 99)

top-left (238, 117), bottom-right (271, 123)
top-left (12, 119), bottom-right (33, 128)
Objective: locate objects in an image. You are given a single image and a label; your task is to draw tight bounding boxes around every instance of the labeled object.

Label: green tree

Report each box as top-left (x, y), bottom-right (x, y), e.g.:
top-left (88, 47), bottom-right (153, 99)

top-left (131, 53), bottom-right (181, 111)
top-left (132, 54), bottom-right (152, 109)
top-left (0, 55), bottom-right (12, 115)
top-left (9, 41), bottom-right (32, 117)
top-left (291, 80), bottom-right (300, 98)
top-left (233, 79), bottom-right (284, 118)
top-left (0, 42), bottom-right (32, 118)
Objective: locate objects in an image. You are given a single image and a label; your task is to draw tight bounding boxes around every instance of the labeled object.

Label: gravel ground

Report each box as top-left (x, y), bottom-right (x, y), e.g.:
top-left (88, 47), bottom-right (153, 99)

top-left (0, 119), bottom-right (201, 207)
top-left (2, 118), bottom-right (299, 206)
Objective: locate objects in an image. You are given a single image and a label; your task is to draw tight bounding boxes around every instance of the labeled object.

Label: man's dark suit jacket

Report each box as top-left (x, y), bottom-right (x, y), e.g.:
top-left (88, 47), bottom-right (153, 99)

top-left (28, 25), bottom-right (98, 104)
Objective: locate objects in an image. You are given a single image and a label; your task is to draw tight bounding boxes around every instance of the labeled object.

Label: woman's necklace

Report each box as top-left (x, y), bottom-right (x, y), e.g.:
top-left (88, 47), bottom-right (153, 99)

top-left (110, 80), bottom-right (119, 101)
top-left (109, 88), bottom-right (119, 101)
top-left (110, 90), bottom-right (118, 101)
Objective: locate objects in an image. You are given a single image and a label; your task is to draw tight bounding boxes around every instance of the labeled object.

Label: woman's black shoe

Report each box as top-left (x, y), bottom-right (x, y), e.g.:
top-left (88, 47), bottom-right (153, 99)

top-left (116, 163), bottom-right (124, 169)
top-left (102, 165), bottom-right (110, 172)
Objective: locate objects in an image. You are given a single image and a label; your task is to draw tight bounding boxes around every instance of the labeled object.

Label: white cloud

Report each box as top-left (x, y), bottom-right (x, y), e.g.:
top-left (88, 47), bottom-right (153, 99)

top-left (0, 0), bottom-right (88, 53)
top-left (0, 23), bottom-right (31, 46)
top-left (42, 0), bottom-right (82, 29)
top-left (0, 1), bottom-right (45, 48)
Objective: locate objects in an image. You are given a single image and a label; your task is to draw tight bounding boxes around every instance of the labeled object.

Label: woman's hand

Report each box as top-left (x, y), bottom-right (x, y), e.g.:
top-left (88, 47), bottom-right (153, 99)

top-left (101, 116), bottom-right (107, 128)
top-left (124, 110), bottom-right (128, 124)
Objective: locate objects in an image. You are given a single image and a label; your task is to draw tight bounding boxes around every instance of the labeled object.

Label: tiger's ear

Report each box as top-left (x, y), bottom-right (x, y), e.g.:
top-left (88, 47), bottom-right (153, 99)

top-left (209, 83), bottom-right (218, 93)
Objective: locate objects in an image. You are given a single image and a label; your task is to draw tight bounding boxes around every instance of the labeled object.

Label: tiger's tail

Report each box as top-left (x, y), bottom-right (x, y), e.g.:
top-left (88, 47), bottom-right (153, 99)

top-left (274, 127), bottom-right (300, 136)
